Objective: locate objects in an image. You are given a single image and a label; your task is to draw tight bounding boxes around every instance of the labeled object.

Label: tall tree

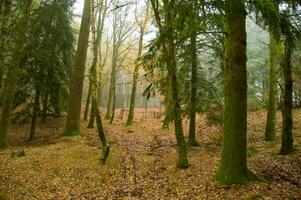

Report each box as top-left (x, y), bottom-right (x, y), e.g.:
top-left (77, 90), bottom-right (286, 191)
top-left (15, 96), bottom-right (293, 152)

top-left (265, 29), bottom-right (278, 141)
top-left (280, 38), bottom-right (294, 154)
top-left (0, 0), bottom-right (12, 90)
top-left (63, 0), bottom-right (91, 136)
top-left (215, 0), bottom-right (253, 184)
top-left (188, 0), bottom-right (199, 147)
top-left (0, 0), bottom-right (33, 148)
top-left (150, 0), bottom-right (188, 168)
top-left (126, 1), bottom-right (150, 126)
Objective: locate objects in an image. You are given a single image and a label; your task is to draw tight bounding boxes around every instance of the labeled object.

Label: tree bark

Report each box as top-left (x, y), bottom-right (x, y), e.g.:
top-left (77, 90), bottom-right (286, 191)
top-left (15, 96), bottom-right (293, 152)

top-left (265, 26), bottom-right (278, 141)
top-left (63, 0), bottom-right (91, 136)
top-left (0, 0), bottom-right (12, 90)
top-left (159, 0), bottom-right (188, 168)
top-left (280, 38), bottom-right (294, 154)
top-left (0, 0), bottom-right (32, 148)
top-left (215, 0), bottom-right (252, 185)
top-left (29, 85), bottom-right (40, 141)
top-left (188, 14), bottom-right (198, 146)
top-left (83, 84), bottom-right (91, 121)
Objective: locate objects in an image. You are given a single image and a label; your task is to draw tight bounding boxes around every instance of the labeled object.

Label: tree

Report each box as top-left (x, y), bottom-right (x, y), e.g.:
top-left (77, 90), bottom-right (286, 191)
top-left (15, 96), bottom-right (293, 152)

top-left (105, 3), bottom-right (135, 121)
top-left (26, 0), bottom-right (75, 140)
top-left (150, 0), bottom-right (188, 168)
top-left (63, 0), bottom-right (91, 136)
top-left (126, 1), bottom-right (150, 126)
top-left (0, 0), bottom-right (33, 148)
top-left (0, 0), bottom-right (12, 90)
top-left (265, 29), bottom-right (278, 141)
top-left (215, 0), bottom-right (253, 185)
top-left (187, 0), bottom-right (199, 147)
top-left (280, 37), bottom-right (294, 154)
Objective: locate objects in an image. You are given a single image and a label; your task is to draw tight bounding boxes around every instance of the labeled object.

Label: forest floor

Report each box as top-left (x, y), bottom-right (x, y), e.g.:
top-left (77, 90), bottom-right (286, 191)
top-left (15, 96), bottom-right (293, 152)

top-left (0, 109), bottom-right (301, 200)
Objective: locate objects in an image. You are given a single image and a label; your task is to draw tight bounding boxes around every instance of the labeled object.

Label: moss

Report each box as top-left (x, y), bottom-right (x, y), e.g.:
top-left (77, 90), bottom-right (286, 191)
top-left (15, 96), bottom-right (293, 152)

top-left (62, 129), bottom-right (81, 137)
top-left (215, 0), bottom-right (251, 186)
top-left (265, 28), bottom-right (278, 141)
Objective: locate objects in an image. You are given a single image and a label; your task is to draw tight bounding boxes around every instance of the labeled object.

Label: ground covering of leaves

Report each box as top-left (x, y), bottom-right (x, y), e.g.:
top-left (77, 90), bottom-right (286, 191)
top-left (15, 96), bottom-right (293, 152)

top-left (0, 109), bottom-right (301, 200)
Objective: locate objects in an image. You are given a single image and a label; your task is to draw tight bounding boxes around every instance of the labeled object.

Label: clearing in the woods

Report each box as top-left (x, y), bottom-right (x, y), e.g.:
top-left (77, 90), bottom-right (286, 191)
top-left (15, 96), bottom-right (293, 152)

top-left (0, 109), bottom-right (300, 200)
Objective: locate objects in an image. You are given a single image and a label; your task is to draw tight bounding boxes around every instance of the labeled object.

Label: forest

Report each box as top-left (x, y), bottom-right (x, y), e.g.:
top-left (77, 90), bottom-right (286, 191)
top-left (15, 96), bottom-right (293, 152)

top-left (0, 0), bottom-right (301, 199)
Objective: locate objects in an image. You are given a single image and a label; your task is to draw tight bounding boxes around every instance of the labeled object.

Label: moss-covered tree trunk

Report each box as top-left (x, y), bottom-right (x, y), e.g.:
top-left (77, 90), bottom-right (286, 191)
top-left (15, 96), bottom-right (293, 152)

top-left (265, 27), bottom-right (278, 141)
top-left (188, 19), bottom-right (198, 146)
top-left (0, 0), bottom-right (12, 90)
top-left (161, 0), bottom-right (188, 169)
top-left (0, 0), bottom-right (32, 148)
top-left (280, 39), bottom-right (294, 154)
top-left (215, 0), bottom-right (251, 185)
top-left (88, 2), bottom-right (102, 129)
top-left (162, 83), bottom-right (173, 129)
top-left (63, 0), bottom-right (91, 136)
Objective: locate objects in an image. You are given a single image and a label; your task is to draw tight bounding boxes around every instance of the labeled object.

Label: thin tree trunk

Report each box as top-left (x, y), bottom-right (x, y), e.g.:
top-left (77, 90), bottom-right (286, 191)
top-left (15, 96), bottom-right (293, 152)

top-left (265, 27), bottom-right (278, 141)
top-left (64, 0), bottom-right (91, 136)
top-left (188, 21), bottom-right (198, 147)
top-left (162, 81), bottom-right (173, 129)
top-left (29, 85), bottom-right (40, 141)
top-left (42, 92), bottom-right (48, 122)
top-left (109, 89), bottom-right (115, 124)
top-left (0, 0), bottom-right (32, 148)
top-left (158, 0), bottom-right (188, 168)
top-left (83, 84), bottom-right (91, 121)
top-left (126, 4), bottom-right (149, 125)
top-left (215, 0), bottom-right (253, 185)
top-left (280, 38), bottom-right (294, 154)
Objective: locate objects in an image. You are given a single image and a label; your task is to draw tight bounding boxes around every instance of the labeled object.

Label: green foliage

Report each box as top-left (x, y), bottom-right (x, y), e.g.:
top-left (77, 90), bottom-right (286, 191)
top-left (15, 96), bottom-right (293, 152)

top-left (15, 0), bottom-right (75, 119)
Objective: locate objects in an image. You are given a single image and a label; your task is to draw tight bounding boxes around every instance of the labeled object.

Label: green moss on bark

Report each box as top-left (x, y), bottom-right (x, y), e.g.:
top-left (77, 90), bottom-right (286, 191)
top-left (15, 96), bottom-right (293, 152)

top-left (265, 29), bottom-right (278, 141)
top-left (215, 0), bottom-right (251, 185)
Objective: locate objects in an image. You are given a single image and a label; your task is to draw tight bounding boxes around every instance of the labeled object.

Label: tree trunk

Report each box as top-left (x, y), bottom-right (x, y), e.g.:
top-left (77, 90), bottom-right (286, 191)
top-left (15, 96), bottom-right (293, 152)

top-left (92, 97), bottom-right (110, 164)
top-left (280, 39), bottom-right (294, 154)
top-left (160, 1), bottom-right (188, 169)
top-left (105, 45), bottom-right (117, 120)
top-left (265, 27), bottom-right (278, 141)
top-left (0, 0), bottom-right (12, 90)
top-left (83, 83), bottom-right (91, 121)
top-left (215, 0), bottom-right (252, 185)
top-left (28, 86), bottom-right (40, 141)
top-left (162, 81), bottom-right (173, 129)
top-left (42, 92), bottom-right (48, 122)
top-left (109, 89), bottom-right (115, 124)
top-left (188, 19), bottom-right (198, 147)
top-left (126, 24), bottom-right (145, 125)
top-left (63, 0), bottom-right (91, 136)
top-left (0, 0), bottom-right (32, 148)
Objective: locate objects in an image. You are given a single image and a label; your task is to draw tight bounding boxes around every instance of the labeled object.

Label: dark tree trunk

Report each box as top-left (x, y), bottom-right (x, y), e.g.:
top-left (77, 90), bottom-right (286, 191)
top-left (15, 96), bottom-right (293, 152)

top-left (280, 39), bottom-right (294, 154)
top-left (188, 17), bottom-right (198, 146)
